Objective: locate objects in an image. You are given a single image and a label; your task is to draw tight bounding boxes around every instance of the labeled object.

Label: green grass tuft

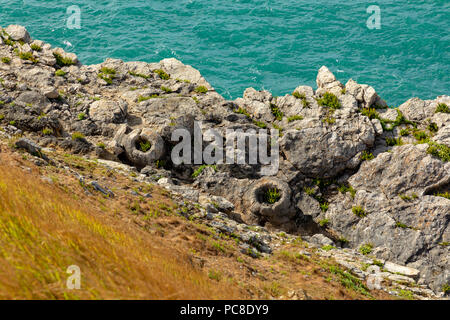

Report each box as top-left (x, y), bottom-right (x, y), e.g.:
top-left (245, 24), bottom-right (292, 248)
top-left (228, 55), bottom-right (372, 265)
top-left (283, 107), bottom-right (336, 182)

top-left (153, 69), bottom-right (170, 80)
top-left (317, 92), bottom-right (341, 109)
top-left (352, 206), bottom-right (367, 218)
top-left (194, 86), bottom-right (208, 94)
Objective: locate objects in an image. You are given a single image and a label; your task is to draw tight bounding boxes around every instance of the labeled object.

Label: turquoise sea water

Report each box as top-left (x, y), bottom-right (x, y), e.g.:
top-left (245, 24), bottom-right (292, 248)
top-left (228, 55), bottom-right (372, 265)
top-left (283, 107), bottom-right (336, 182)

top-left (0, 1), bottom-right (449, 105)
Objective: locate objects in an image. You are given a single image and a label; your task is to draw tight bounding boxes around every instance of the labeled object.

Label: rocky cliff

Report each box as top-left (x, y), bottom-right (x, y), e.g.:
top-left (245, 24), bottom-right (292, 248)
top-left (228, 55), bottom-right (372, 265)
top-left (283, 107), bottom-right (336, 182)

top-left (0, 25), bottom-right (448, 298)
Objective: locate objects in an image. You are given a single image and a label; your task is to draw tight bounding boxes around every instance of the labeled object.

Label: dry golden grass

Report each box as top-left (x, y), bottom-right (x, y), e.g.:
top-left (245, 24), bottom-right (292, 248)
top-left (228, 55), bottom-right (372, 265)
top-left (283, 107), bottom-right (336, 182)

top-left (0, 164), bottom-right (242, 300)
top-left (0, 142), bottom-right (397, 300)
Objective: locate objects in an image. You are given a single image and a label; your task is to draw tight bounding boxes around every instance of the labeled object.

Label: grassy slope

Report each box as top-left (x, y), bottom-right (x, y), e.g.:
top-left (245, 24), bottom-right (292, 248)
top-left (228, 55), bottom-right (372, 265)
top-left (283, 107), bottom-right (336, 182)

top-left (0, 159), bottom-right (241, 299)
top-left (0, 142), bottom-right (395, 300)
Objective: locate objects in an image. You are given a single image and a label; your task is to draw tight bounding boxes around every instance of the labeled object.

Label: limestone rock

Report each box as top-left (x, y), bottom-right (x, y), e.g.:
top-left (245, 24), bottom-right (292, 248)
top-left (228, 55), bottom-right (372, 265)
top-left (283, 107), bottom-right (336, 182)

top-left (5, 25), bottom-right (31, 43)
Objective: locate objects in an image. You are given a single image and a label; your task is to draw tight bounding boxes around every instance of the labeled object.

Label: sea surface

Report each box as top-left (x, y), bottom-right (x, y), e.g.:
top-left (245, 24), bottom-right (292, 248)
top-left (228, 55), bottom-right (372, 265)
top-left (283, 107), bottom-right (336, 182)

top-left (1, 0), bottom-right (449, 105)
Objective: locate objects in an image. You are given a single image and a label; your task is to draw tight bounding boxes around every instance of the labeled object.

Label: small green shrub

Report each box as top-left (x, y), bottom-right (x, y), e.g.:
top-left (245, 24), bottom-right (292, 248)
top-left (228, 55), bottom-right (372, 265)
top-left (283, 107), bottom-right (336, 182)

top-left (153, 69), bottom-right (170, 80)
top-left (18, 51), bottom-right (38, 63)
top-left (338, 184), bottom-right (356, 198)
top-left (234, 107), bottom-right (251, 119)
top-left (427, 142), bottom-right (450, 162)
top-left (413, 130), bottom-right (429, 143)
top-left (360, 150), bottom-right (375, 161)
top-left (428, 122), bottom-right (438, 132)
top-left (264, 188), bottom-right (281, 204)
top-left (1, 56), bottom-right (11, 64)
top-left (53, 52), bottom-right (75, 66)
top-left (328, 265), bottom-right (371, 297)
top-left (98, 67), bottom-right (116, 85)
top-left (55, 69), bottom-right (66, 77)
top-left (399, 128), bottom-right (410, 136)
top-left (385, 137), bottom-right (403, 146)
top-left (360, 108), bottom-right (379, 120)
top-left (30, 43), bottom-right (42, 51)
top-left (321, 245), bottom-right (335, 251)
top-left (252, 120), bottom-right (267, 128)
top-left (128, 71), bottom-right (150, 79)
top-left (303, 187), bottom-right (315, 196)
top-left (42, 128), bottom-right (53, 135)
top-left (71, 132), bottom-right (85, 141)
top-left (97, 142), bottom-right (106, 149)
top-left (372, 260), bottom-right (384, 267)
top-left (322, 116), bottom-right (336, 124)
top-left (292, 91), bottom-right (305, 100)
top-left (161, 86), bottom-right (172, 93)
top-left (292, 92), bottom-right (310, 107)
top-left (320, 203), bottom-right (329, 212)
top-left (319, 219), bottom-right (330, 227)
top-left (192, 164), bottom-right (217, 178)
top-left (397, 289), bottom-right (414, 300)
top-left (395, 221), bottom-right (409, 229)
top-left (287, 115), bottom-right (304, 122)
top-left (138, 140), bottom-right (151, 152)
top-left (77, 112), bottom-right (86, 121)
top-left (9, 120), bottom-right (16, 126)
top-left (359, 243), bottom-right (373, 255)
top-left (194, 86), bottom-right (208, 94)
top-left (434, 192), bottom-right (450, 199)
top-left (399, 193), bottom-right (417, 201)
top-left (352, 206), bottom-right (366, 218)
top-left (435, 103), bottom-right (449, 114)
top-left (270, 104), bottom-right (283, 121)
top-left (442, 284), bottom-right (450, 294)
top-left (317, 92), bottom-right (341, 109)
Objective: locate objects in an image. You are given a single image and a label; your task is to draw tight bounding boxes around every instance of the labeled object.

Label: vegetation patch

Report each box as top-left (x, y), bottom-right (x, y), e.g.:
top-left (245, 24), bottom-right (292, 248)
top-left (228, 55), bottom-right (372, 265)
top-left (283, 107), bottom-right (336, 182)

top-left (71, 132), bottom-right (85, 141)
top-left (234, 107), bottom-right (251, 119)
top-left (136, 139), bottom-right (151, 152)
top-left (53, 52), bottom-right (75, 66)
top-left (435, 103), bottom-right (449, 114)
top-left (98, 67), bottom-right (116, 85)
top-left (385, 137), bottom-right (403, 146)
top-left (427, 142), bottom-right (450, 162)
top-left (287, 115), bottom-right (304, 122)
top-left (360, 108), bottom-right (379, 120)
top-left (270, 103), bottom-right (283, 121)
top-left (434, 192), bottom-right (450, 199)
top-left (338, 184), bottom-right (356, 198)
top-left (252, 120), bottom-right (267, 128)
top-left (317, 92), bottom-right (341, 109)
top-left (327, 265), bottom-right (371, 297)
top-left (17, 51), bottom-right (38, 63)
top-left (153, 69), bottom-right (170, 80)
top-left (160, 86), bottom-right (172, 93)
top-left (399, 128), bottom-right (410, 136)
top-left (292, 91), bottom-right (310, 108)
top-left (128, 71), bottom-right (150, 79)
top-left (55, 69), bottom-right (66, 77)
top-left (194, 86), bottom-right (208, 94)
top-left (263, 188), bottom-right (281, 204)
top-left (399, 193), bottom-right (418, 202)
top-left (192, 164), bottom-right (217, 179)
top-left (412, 130), bottom-right (429, 143)
top-left (359, 243), bottom-right (373, 255)
top-left (30, 44), bottom-right (42, 52)
top-left (352, 206), bottom-right (367, 218)
top-left (360, 151), bottom-right (374, 161)
top-left (1, 57), bottom-right (11, 64)
top-left (42, 128), bottom-right (53, 135)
